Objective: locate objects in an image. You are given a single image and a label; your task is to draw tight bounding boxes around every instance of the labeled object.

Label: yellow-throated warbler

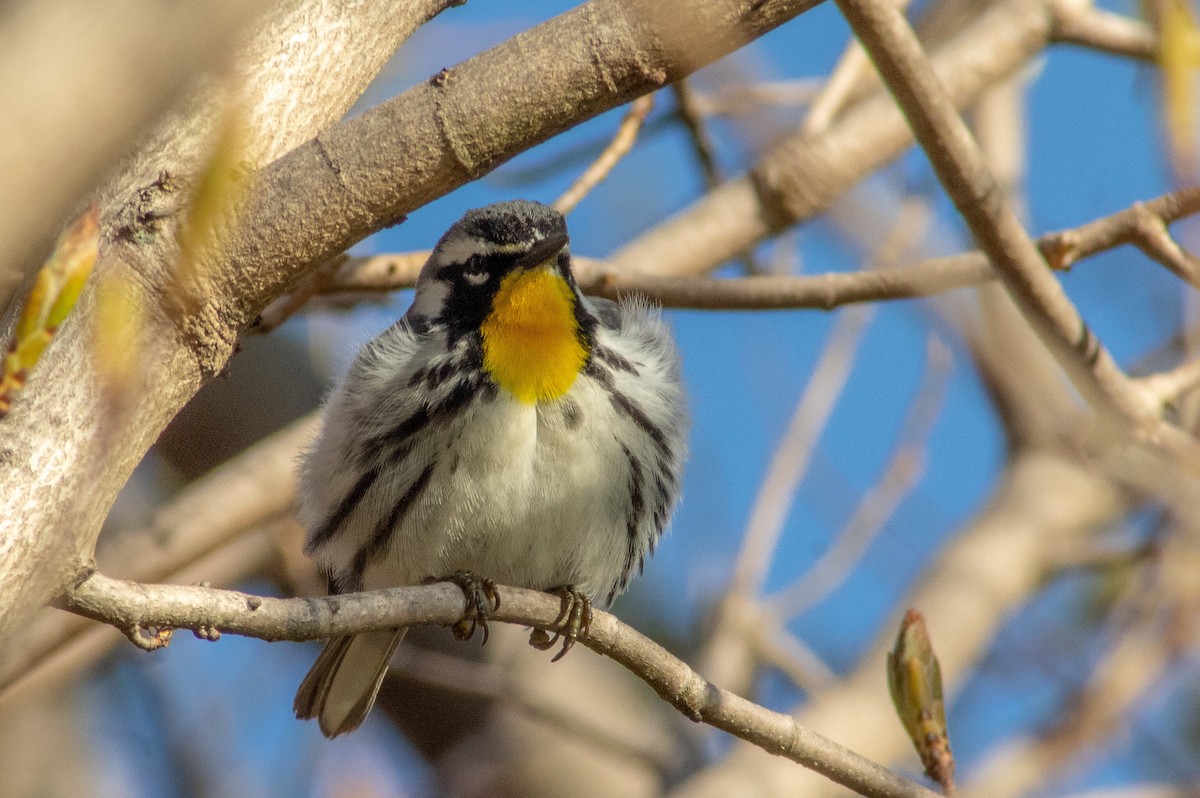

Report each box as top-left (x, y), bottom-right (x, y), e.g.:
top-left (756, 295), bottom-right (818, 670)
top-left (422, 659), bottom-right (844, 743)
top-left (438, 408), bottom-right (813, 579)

top-left (293, 200), bottom-right (688, 737)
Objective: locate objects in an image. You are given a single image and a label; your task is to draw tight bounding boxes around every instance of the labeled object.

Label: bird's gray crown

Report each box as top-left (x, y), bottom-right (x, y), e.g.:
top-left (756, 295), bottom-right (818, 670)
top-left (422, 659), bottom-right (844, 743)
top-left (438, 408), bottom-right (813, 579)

top-left (438, 200), bottom-right (566, 251)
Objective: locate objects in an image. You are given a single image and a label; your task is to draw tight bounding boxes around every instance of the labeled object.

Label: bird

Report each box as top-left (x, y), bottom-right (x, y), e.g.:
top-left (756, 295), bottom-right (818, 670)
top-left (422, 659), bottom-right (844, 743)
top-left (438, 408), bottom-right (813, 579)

top-left (292, 199), bottom-right (687, 738)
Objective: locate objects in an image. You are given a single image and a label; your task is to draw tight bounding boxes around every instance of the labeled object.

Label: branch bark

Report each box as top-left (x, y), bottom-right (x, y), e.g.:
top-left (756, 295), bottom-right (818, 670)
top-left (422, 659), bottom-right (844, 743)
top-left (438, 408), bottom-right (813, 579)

top-left (62, 571), bottom-right (941, 798)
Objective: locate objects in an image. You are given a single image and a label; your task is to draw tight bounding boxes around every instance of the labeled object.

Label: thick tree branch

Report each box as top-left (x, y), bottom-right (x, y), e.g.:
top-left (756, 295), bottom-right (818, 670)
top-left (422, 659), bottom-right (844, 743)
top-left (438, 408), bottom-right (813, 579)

top-left (62, 571), bottom-right (940, 798)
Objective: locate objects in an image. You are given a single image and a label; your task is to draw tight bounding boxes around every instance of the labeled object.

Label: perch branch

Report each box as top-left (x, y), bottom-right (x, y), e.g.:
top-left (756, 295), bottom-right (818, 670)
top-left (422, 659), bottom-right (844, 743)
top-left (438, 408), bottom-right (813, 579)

top-left (61, 571), bottom-right (940, 798)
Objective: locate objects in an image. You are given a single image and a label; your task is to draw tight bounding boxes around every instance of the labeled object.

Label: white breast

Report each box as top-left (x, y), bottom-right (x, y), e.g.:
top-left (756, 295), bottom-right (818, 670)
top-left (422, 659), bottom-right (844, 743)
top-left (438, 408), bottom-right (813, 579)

top-left (360, 377), bottom-right (632, 600)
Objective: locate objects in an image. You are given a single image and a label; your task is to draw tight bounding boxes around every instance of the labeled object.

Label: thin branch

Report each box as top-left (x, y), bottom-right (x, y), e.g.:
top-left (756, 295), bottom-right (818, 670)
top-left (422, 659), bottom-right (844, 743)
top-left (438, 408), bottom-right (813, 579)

top-left (553, 94), bottom-right (656, 215)
top-left (1127, 204), bottom-right (1200, 287)
top-left (1049, 2), bottom-right (1158, 62)
top-left (727, 306), bottom-right (872, 599)
top-left (62, 571), bottom-right (941, 798)
top-left (701, 201), bottom-right (928, 693)
top-left (671, 78), bottom-right (765, 275)
top-left (804, 0), bottom-right (911, 135)
top-left (700, 303), bottom-right (871, 689)
top-left (1039, 189), bottom-right (1200, 270)
top-left (766, 335), bottom-right (952, 619)
top-left (684, 79), bottom-right (825, 116)
top-left (751, 622), bottom-right (838, 693)
top-left (834, 0), bottom-right (1191, 451)
top-left (671, 80), bottom-right (724, 188)
top-left (1139, 355), bottom-right (1200, 406)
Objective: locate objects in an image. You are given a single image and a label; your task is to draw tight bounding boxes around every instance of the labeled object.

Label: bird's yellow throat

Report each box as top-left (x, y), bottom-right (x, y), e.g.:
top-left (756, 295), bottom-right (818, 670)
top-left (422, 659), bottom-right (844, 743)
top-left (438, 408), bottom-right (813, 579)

top-left (480, 267), bottom-right (587, 404)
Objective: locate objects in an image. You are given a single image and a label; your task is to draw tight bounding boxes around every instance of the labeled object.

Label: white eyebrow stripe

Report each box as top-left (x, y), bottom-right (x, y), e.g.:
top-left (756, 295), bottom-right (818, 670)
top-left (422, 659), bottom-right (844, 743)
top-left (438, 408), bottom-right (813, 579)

top-left (435, 232), bottom-right (536, 266)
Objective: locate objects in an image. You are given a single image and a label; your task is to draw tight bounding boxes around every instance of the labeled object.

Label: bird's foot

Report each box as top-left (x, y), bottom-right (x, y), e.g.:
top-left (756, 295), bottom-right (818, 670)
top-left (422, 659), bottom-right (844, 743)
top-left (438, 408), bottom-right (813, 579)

top-left (429, 570), bottom-right (501, 644)
top-left (528, 585), bottom-right (592, 662)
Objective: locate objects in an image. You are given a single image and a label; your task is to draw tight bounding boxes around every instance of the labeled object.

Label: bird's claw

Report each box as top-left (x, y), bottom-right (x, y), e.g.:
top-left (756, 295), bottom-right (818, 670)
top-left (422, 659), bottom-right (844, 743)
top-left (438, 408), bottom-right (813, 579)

top-left (528, 585), bottom-right (592, 662)
top-left (431, 570), bottom-right (500, 644)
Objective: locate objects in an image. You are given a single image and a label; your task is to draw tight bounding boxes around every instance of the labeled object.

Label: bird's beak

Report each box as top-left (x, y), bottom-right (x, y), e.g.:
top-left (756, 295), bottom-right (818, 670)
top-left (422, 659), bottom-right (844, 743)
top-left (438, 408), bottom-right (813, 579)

top-left (514, 232), bottom-right (569, 272)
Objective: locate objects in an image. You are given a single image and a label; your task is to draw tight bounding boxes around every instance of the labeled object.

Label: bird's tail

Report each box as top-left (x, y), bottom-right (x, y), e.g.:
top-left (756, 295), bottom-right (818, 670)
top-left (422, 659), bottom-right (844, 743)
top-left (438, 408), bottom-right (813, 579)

top-left (293, 628), bottom-right (407, 738)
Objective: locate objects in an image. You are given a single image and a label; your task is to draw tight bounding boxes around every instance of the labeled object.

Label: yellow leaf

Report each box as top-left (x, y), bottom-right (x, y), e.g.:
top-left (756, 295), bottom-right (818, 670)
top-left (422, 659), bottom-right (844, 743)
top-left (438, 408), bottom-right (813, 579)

top-left (170, 96), bottom-right (247, 318)
top-left (0, 206), bottom-right (98, 418)
top-left (93, 270), bottom-right (144, 422)
top-left (1159, 0), bottom-right (1200, 179)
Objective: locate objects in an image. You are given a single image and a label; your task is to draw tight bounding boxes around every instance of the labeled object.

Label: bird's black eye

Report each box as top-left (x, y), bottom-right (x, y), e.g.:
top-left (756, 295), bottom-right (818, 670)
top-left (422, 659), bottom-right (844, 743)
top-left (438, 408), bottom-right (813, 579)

top-left (461, 254), bottom-right (490, 286)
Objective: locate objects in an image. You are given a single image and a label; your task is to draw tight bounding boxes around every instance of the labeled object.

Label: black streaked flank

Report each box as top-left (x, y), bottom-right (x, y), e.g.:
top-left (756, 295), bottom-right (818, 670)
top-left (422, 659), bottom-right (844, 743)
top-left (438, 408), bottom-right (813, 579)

top-left (363, 378), bottom-right (479, 465)
top-left (584, 359), bottom-right (673, 459)
top-left (307, 466), bottom-right (381, 553)
top-left (609, 390), bottom-right (671, 459)
top-left (583, 359), bottom-right (614, 388)
top-left (610, 443), bottom-right (647, 604)
top-left (349, 462), bottom-right (437, 587)
top-left (594, 344), bottom-right (637, 375)
top-left (362, 405), bottom-right (429, 465)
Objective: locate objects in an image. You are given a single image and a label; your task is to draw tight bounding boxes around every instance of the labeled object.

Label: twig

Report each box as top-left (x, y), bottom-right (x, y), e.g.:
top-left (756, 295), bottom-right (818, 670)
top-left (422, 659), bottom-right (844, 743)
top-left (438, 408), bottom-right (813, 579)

top-left (804, 0), bottom-right (911, 135)
top-left (671, 79), bottom-right (724, 189)
top-left (729, 306), bottom-right (873, 600)
top-left (295, 188), bottom-right (1200, 313)
top-left (553, 94), bottom-right (656, 215)
top-left (701, 201), bottom-right (928, 692)
top-left (1039, 189), bottom-right (1200, 270)
top-left (608, 0), bottom-right (1056, 279)
top-left (62, 571), bottom-right (941, 798)
top-left (684, 79), bottom-right (824, 116)
top-left (671, 79), bottom-right (765, 275)
top-left (1049, 1), bottom-right (1158, 62)
top-left (767, 335), bottom-right (952, 618)
top-left (1139, 355), bottom-right (1200, 407)
top-left (833, 0), bottom-right (1190, 451)
top-left (1127, 203), bottom-right (1200, 288)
